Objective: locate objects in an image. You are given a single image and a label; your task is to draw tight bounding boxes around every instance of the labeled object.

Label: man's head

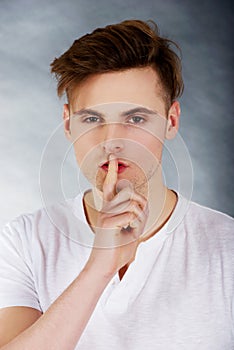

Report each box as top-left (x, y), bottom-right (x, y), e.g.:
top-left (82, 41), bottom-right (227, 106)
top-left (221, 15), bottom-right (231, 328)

top-left (50, 19), bottom-right (183, 112)
top-left (50, 19), bottom-right (183, 194)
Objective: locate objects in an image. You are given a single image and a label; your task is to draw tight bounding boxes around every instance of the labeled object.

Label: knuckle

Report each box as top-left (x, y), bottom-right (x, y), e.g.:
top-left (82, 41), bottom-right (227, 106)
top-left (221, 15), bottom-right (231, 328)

top-left (129, 212), bottom-right (136, 221)
top-left (101, 217), bottom-right (115, 229)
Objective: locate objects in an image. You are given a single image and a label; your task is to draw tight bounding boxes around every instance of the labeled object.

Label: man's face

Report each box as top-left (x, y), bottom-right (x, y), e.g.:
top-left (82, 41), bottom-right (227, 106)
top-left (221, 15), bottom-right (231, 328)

top-left (63, 67), bottom-right (180, 193)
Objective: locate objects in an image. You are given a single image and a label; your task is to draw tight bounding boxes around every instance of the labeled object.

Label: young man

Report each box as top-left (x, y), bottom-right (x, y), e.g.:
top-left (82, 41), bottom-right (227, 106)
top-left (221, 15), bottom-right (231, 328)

top-left (0, 20), bottom-right (233, 350)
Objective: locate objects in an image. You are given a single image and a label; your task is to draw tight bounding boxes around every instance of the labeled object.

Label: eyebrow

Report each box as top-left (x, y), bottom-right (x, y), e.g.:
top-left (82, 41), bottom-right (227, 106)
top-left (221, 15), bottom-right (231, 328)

top-left (121, 107), bottom-right (158, 117)
top-left (73, 108), bottom-right (103, 118)
top-left (72, 106), bottom-right (159, 118)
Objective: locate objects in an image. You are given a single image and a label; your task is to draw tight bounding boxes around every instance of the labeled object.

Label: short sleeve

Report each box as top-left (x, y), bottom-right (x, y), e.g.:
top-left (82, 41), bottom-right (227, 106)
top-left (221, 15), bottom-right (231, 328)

top-left (0, 217), bottom-right (42, 312)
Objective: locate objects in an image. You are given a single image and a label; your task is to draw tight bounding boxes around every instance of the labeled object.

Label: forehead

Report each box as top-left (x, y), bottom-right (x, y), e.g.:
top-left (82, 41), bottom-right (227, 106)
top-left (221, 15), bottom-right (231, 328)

top-left (70, 67), bottom-right (167, 115)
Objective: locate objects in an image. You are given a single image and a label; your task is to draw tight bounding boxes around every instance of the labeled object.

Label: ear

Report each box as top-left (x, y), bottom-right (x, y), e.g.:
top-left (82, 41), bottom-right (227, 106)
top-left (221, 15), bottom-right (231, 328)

top-left (63, 104), bottom-right (72, 140)
top-left (165, 101), bottom-right (181, 140)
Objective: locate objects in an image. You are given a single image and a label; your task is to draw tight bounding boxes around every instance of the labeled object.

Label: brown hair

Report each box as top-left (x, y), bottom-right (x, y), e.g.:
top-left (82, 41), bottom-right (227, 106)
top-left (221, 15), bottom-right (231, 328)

top-left (50, 19), bottom-right (184, 108)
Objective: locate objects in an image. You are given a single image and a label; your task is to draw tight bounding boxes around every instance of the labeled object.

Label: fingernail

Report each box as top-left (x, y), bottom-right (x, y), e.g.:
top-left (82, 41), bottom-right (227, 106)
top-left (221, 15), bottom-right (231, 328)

top-left (109, 154), bottom-right (116, 161)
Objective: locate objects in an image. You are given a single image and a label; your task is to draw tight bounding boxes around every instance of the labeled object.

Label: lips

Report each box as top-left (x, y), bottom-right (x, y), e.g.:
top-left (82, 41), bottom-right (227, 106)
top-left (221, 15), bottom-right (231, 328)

top-left (100, 160), bottom-right (129, 173)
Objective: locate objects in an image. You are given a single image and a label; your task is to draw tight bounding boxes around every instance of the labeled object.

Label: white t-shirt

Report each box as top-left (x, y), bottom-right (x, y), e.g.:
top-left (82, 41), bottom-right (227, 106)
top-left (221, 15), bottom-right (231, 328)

top-left (0, 191), bottom-right (233, 350)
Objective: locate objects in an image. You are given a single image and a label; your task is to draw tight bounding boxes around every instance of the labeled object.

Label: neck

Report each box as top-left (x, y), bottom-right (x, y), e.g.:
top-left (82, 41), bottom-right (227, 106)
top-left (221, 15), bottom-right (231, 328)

top-left (137, 167), bottom-right (177, 242)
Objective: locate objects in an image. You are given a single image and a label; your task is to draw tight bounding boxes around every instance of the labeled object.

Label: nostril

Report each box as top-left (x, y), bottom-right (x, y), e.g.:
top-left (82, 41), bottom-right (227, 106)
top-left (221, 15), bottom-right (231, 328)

top-left (102, 139), bottom-right (124, 153)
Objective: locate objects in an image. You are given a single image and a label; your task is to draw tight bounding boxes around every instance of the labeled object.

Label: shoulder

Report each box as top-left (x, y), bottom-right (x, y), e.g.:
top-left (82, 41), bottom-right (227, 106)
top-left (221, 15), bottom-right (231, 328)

top-left (185, 199), bottom-right (234, 232)
top-left (1, 194), bottom-right (83, 242)
top-left (169, 193), bottom-right (233, 234)
top-left (176, 195), bottom-right (234, 254)
top-left (0, 192), bottom-right (93, 248)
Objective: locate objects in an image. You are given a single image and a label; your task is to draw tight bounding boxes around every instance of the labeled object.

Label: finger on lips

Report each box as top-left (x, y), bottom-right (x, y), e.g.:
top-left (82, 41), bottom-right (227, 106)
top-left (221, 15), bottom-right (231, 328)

top-left (103, 154), bottom-right (118, 201)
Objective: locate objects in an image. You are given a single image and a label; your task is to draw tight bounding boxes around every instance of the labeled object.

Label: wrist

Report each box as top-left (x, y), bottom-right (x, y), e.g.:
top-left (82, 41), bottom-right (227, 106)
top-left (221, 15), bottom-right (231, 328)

top-left (83, 258), bottom-right (116, 282)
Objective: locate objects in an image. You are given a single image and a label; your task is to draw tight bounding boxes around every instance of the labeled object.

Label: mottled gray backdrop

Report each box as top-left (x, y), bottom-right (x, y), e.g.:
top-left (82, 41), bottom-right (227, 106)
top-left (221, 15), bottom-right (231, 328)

top-left (0, 0), bottom-right (233, 227)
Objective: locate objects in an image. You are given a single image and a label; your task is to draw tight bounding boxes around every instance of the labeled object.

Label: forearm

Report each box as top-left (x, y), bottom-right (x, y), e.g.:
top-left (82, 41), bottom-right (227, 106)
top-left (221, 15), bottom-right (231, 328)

top-left (2, 264), bottom-right (112, 350)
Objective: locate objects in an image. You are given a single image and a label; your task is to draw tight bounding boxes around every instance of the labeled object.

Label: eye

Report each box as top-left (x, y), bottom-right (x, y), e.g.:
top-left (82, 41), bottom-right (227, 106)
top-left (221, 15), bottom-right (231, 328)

top-left (128, 115), bottom-right (146, 124)
top-left (82, 116), bottom-right (102, 123)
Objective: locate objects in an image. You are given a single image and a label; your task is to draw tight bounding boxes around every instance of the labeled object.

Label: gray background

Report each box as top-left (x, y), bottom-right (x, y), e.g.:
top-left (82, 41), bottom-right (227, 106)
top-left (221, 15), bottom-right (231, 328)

top-left (0, 0), bottom-right (233, 228)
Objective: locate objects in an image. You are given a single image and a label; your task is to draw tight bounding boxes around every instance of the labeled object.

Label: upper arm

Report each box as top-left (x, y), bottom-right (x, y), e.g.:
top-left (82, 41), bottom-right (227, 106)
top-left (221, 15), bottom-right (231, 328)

top-left (0, 306), bottom-right (42, 347)
top-left (0, 219), bottom-right (43, 347)
top-left (0, 218), bottom-right (42, 316)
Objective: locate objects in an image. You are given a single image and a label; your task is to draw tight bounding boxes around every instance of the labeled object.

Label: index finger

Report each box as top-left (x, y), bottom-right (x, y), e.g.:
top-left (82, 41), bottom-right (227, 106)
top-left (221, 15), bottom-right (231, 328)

top-left (103, 154), bottom-right (118, 201)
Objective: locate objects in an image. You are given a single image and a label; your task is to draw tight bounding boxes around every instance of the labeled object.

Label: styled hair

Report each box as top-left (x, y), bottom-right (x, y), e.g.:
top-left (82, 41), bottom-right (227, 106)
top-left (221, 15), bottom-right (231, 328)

top-left (50, 19), bottom-right (184, 107)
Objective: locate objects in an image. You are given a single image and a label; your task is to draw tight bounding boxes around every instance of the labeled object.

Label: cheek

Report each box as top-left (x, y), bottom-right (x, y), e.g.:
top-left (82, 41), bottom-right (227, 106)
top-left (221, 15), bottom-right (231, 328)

top-left (144, 137), bottom-right (163, 158)
top-left (130, 129), bottom-right (164, 159)
top-left (73, 140), bottom-right (86, 164)
top-left (73, 133), bottom-right (101, 164)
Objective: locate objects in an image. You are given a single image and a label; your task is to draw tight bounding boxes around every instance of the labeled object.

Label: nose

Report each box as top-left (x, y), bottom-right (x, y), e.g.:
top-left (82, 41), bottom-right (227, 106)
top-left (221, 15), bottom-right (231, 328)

top-left (103, 139), bottom-right (124, 154)
top-left (102, 123), bottom-right (124, 155)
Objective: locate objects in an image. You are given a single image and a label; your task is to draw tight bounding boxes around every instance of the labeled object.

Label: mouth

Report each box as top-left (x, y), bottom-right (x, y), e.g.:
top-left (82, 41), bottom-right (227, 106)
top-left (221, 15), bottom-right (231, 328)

top-left (100, 160), bottom-right (129, 174)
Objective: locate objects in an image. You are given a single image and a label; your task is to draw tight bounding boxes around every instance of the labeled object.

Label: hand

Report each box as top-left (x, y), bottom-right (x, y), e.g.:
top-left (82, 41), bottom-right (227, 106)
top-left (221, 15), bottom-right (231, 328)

top-left (86, 154), bottom-right (149, 278)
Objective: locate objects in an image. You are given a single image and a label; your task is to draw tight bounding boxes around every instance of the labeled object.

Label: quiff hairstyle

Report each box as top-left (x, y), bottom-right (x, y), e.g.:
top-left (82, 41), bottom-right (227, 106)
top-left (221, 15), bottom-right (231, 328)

top-left (50, 19), bottom-right (184, 109)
